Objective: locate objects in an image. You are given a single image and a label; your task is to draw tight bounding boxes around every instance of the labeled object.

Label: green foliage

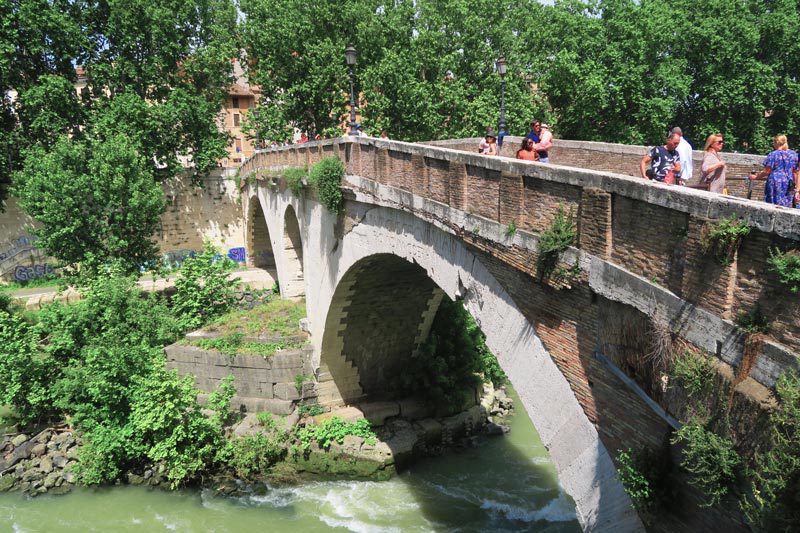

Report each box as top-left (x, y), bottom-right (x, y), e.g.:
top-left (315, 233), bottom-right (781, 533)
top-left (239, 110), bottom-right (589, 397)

top-left (297, 402), bottom-right (325, 418)
top-left (700, 217), bottom-right (751, 266)
top-left (537, 206), bottom-right (576, 279)
top-left (767, 248), bottom-right (800, 294)
top-left (283, 166), bottom-right (309, 196)
top-left (14, 135), bottom-right (165, 278)
top-left (736, 306), bottom-right (770, 335)
top-left (256, 411), bottom-right (276, 429)
top-left (295, 416), bottom-right (376, 451)
top-left (393, 297), bottom-right (505, 410)
top-left (3, 0), bottom-right (236, 208)
top-left (171, 242), bottom-right (239, 331)
top-left (195, 333), bottom-right (244, 356)
top-left (207, 298), bottom-right (305, 337)
top-left (192, 336), bottom-right (305, 358)
top-left (0, 306), bottom-right (54, 424)
top-left (221, 432), bottom-right (287, 480)
top-left (308, 157), bottom-right (345, 214)
top-left (671, 349), bottom-right (716, 399)
top-left (672, 420), bottom-right (741, 508)
top-left (742, 370), bottom-right (800, 531)
top-left (294, 374), bottom-right (309, 395)
top-left (617, 448), bottom-right (653, 508)
top-left (505, 221), bottom-right (517, 237)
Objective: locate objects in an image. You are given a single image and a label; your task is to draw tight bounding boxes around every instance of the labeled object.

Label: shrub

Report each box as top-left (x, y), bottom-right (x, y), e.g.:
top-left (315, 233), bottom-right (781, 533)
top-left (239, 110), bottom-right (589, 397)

top-left (295, 416), bottom-right (376, 451)
top-left (171, 241), bottom-right (239, 331)
top-left (700, 217), bottom-right (750, 266)
top-left (392, 297), bottom-right (505, 410)
top-left (283, 166), bottom-right (308, 196)
top-left (505, 220), bottom-right (517, 237)
top-left (308, 157), bottom-right (344, 214)
top-left (671, 349), bottom-right (716, 399)
top-left (617, 448), bottom-right (653, 508)
top-left (256, 411), bottom-right (276, 429)
top-left (767, 248), bottom-right (800, 293)
top-left (672, 420), bottom-right (740, 507)
top-left (742, 370), bottom-right (800, 530)
top-left (221, 432), bottom-right (286, 480)
top-left (0, 307), bottom-right (55, 424)
top-left (736, 306), bottom-right (770, 334)
top-left (297, 402), bottom-right (325, 417)
top-left (537, 206), bottom-right (576, 279)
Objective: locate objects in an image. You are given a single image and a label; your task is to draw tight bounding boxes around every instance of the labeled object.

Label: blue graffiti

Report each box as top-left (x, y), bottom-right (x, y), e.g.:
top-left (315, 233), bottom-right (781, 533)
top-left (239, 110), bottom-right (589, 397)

top-left (227, 247), bottom-right (246, 263)
top-left (161, 249), bottom-right (197, 270)
top-left (13, 264), bottom-right (54, 282)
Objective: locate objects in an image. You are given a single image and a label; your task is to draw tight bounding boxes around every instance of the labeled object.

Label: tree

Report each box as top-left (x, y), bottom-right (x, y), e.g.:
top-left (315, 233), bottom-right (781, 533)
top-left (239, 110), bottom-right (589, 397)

top-left (14, 135), bottom-right (165, 277)
top-left (4, 0), bottom-right (238, 271)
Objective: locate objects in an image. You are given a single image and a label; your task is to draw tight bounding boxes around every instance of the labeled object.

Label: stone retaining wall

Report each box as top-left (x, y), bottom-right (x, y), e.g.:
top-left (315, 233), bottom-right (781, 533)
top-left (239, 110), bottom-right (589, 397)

top-left (165, 340), bottom-right (315, 415)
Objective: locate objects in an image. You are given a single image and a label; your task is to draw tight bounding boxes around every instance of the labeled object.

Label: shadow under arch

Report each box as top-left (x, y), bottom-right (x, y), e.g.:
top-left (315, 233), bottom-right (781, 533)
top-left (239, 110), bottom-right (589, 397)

top-left (244, 194), bottom-right (276, 278)
top-left (311, 203), bottom-right (641, 531)
top-left (282, 204), bottom-right (305, 299)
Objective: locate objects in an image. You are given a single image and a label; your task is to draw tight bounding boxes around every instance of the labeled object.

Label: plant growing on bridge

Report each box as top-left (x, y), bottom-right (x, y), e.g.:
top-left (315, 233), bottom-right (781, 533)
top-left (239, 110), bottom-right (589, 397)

top-left (308, 157), bottom-right (345, 214)
top-left (672, 419), bottom-right (741, 508)
top-left (742, 369), bottom-right (800, 531)
top-left (700, 217), bottom-right (751, 266)
top-left (767, 247), bottom-right (800, 294)
top-left (536, 205), bottom-right (576, 280)
top-left (670, 349), bottom-right (716, 400)
top-left (283, 166), bottom-right (309, 196)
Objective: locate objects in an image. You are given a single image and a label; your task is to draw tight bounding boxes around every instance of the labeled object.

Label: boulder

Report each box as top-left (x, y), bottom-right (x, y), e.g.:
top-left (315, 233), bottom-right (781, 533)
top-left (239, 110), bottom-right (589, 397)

top-left (11, 434), bottom-right (29, 448)
top-left (0, 475), bottom-right (15, 492)
top-left (39, 456), bottom-right (53, 474)
top-left (51, 454), bottom-right (68, 469)
top-left (30, 443), bottom-right (47, 457)
top-left (43, 472), bottom-right (60, 489)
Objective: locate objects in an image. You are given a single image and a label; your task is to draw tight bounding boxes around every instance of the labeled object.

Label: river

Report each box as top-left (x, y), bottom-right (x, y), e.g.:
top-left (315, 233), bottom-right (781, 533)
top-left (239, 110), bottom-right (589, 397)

top-left (0, 388), bottom-right (580, 532)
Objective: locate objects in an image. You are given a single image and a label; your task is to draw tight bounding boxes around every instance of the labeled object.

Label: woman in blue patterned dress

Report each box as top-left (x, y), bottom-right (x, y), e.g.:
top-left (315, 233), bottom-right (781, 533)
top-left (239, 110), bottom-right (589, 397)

top-left (750, 134), bottom-right (799, 207)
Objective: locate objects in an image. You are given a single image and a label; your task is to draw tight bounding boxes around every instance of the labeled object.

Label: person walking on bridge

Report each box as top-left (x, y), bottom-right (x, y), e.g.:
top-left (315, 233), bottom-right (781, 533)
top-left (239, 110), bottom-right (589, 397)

top-left (750, 134), bottom-right (799, 207)
top-left (671, 127), bottom-right (693, 184)
top-left (640, 133), bottom-right (682, 184)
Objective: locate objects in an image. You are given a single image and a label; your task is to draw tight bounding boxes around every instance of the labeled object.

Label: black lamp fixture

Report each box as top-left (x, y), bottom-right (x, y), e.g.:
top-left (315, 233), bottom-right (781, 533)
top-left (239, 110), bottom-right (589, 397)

top-left (345, 46), bottom-right (358, 136)
top-left (496, 57), bottom-right (507, 145)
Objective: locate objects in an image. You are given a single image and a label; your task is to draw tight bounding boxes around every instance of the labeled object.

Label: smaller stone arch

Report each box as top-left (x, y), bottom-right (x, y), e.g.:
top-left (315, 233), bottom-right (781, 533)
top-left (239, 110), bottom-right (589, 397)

top-left (245, 195), bottom-right (275, 272)
top-left (282, 205), bottom-right (305, 299)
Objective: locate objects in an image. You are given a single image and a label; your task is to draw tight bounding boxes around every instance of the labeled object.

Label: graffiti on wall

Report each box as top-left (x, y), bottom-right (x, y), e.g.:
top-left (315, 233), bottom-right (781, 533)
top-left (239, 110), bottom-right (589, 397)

top-left (159, 247), bottom-right (247, 270)
top-left (0, 235), bottom-right (39, 263)
top-left (0, 234), bottom-right (52, 281)
top-left (14, 264), bottom-right (55, 282)
top-left (227, 247), bottom-right (246, 263)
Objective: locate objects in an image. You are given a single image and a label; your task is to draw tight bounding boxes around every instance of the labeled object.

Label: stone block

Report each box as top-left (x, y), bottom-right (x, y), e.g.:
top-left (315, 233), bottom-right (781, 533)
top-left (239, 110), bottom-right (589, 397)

top-left (357, 401), bottom-right (399, 426)
top-left (273, 382), bottom-right (301, 401)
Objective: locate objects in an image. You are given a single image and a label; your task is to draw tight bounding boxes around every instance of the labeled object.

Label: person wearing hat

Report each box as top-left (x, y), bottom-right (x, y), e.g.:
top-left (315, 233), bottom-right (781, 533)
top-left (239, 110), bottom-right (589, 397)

top-left (532, 123), bottom-right (553, 163)
top-left (482, 132), bottom-right (497, 155)
top-left (478, 127), bottom-right (495, 154)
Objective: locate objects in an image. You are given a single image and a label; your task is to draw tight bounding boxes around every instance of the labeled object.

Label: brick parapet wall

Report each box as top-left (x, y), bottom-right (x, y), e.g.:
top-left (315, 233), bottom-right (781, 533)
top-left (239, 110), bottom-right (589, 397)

top-left (426, 136), bottom-right (770, 200)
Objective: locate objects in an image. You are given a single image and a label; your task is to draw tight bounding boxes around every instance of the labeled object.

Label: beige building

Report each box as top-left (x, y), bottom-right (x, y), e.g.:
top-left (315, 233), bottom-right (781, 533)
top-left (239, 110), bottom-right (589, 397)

top-left (220, 60), bottom-right (260, 168)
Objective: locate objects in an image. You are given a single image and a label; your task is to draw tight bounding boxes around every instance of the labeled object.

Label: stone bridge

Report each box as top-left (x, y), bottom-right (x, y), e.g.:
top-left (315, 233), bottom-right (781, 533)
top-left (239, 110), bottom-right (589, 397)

top-left (238, 137), bottom-right (799, 532)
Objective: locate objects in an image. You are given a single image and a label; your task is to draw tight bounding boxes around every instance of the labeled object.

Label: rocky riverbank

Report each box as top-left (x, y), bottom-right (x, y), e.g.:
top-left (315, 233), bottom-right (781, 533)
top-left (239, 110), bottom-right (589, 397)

top-left (0, 383), bottom-right (514, 497)
top-left (0, 428), bottom-right (81, 495)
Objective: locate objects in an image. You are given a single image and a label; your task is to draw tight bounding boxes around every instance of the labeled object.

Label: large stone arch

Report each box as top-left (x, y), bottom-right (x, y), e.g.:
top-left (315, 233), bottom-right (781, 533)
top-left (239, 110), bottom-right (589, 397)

top-left (309, 204), bottom-right (641, 532)
top-left (282, 205), bottom-right (305, 299)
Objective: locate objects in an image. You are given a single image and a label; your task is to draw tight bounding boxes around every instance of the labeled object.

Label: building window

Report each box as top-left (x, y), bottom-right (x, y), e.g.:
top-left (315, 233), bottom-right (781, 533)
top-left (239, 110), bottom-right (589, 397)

top-left (235, 138), bottom-right (242, 153)
top-left (232, 96), bottom-right (240, 108)
top-left (233, 113), bottom-right (240, 127)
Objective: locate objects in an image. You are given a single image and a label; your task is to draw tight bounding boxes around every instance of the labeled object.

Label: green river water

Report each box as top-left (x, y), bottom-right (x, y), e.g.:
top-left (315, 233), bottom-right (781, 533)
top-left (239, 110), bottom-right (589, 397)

top-left (0, 388), bottom-right (580, 532)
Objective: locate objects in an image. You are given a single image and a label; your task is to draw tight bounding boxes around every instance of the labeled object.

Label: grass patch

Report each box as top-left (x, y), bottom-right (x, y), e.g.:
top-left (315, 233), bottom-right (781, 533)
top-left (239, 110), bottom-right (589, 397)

top-left (0, 275), bottom-right (61, 293)
top-left (191, 335), bottom-right (306, 357)
top-left (206, 298), bottom-right (306, 337)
